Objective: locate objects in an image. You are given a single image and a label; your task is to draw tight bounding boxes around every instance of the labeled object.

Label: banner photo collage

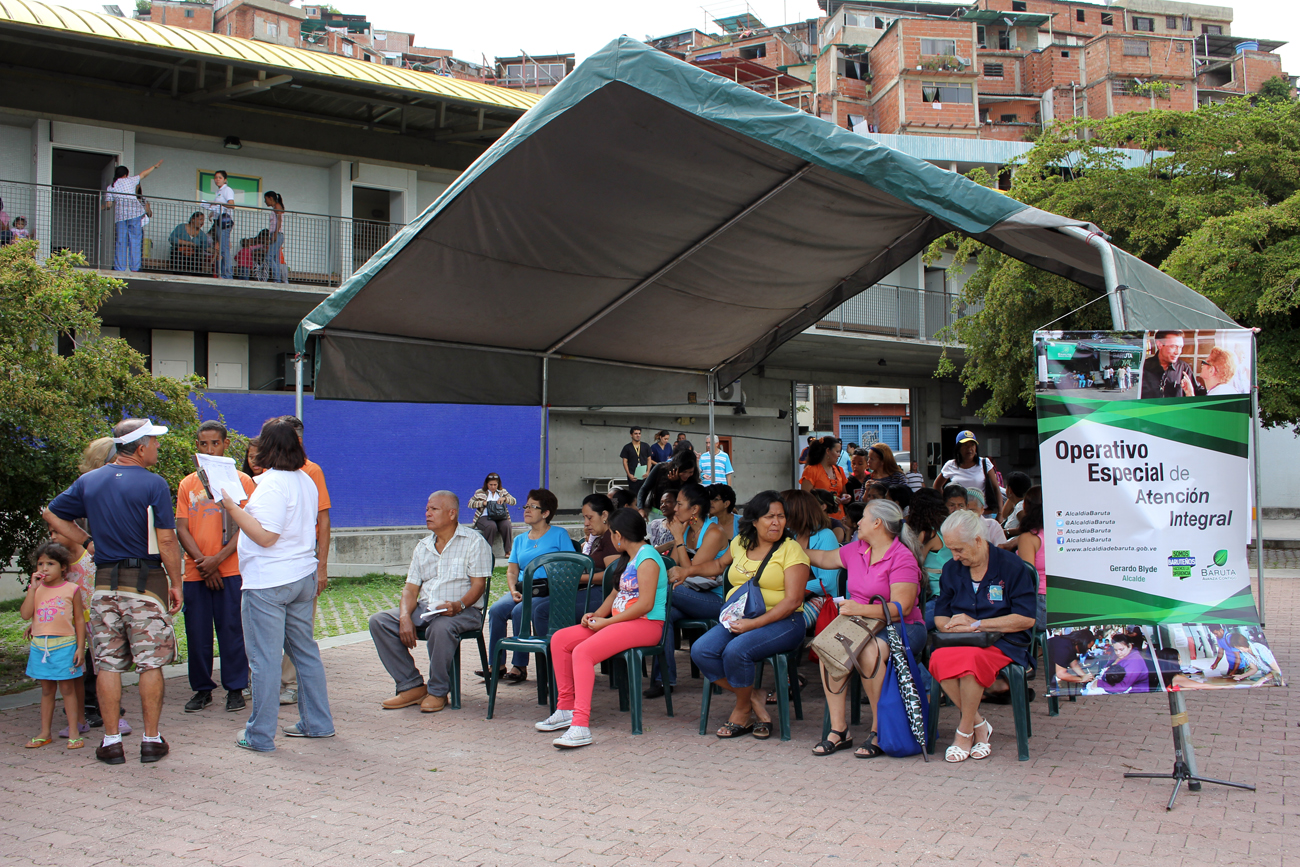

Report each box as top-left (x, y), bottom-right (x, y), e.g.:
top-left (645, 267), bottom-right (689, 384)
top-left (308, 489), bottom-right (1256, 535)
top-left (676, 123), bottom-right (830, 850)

top-left (1033, 329), bottom-right (1284, 698)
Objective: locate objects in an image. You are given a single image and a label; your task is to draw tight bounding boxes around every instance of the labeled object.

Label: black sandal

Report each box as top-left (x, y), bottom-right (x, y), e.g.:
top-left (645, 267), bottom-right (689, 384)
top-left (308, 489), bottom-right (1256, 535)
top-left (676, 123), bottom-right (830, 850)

top-left (475, 668), bottom-right (506, 681)
top-left (765, 674), bottom-right (807, 705)
top-left (503, 668), bottom-right (528, 684)
top-left (855, 731), bottom-right (884, 759)
top-left (812, 728), bottom-right (853, 756)
top-left (752, 721), bottom-right (772, 740)
top-left (716, 721), bottom-right (754, 738)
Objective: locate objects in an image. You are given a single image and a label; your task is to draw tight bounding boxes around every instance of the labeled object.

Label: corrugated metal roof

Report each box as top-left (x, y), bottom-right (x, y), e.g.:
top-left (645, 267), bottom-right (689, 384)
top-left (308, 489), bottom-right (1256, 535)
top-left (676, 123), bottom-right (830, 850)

top-left (0, 0), bottom-right (541, 112)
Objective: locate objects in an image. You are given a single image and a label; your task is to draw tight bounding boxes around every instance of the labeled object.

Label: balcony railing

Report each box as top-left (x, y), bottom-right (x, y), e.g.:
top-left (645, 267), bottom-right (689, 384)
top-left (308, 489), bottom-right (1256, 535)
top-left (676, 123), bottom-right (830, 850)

top-left (0, 179), bottom-right (403, 288)
top-left (814, 283), bottom-right (976, 340)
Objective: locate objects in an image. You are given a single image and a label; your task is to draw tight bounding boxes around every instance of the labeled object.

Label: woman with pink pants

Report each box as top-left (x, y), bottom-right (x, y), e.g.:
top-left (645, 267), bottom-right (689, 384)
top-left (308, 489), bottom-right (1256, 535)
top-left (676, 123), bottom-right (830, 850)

top-left (535, 509), bottom-right (668, 749)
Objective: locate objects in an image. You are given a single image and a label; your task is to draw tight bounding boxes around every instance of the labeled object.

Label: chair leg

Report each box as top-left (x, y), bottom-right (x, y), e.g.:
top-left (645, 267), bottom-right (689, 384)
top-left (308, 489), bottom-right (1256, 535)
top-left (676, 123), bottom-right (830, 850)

top-left (628, 651), bottom-right (644, 735)
top-left (699, 676), bottom-right (714, 736)
top-left (617, 656), bottom-right (631, 713)
top-left (663, 659), bottom-right (674, 718)
top-left (790, 651), bottom-right (803, 722)
top-left (476, 635), bottom-right (490, 696)
top-left (1048, 694), bottom-right (1060, 716)
top-left (925, 676), bottom-right (941, 755)
top-left (1007, 665), bottom-right (1030, 761)
top-left (821, 702), bottom-right (832, 740)
top-left (449, 643), bottom-right (462, 710)
top-left (486, 648), bottom-right (504, 720)
top-left (773, 655), bottom-right (791, 742)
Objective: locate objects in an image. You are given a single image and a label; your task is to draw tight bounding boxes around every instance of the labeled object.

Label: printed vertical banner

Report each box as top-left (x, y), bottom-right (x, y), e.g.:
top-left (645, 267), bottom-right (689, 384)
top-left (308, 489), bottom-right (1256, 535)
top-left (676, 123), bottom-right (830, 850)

top-left (1033, 329), bottom-right (1283, 698)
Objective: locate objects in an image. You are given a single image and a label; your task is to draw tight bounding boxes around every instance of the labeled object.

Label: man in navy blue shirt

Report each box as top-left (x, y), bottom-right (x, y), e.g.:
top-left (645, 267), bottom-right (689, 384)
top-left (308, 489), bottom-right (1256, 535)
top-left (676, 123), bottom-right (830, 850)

top-left (45, 419), bottom-right (184, 766)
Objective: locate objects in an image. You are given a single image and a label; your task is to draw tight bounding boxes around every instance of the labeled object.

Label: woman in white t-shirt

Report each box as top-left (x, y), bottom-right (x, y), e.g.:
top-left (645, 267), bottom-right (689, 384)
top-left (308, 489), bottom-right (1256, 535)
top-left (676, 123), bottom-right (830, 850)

top-left (933, 430), bottom-right (1001, 515)
top-left (220, 418), bottom-right (334, 752)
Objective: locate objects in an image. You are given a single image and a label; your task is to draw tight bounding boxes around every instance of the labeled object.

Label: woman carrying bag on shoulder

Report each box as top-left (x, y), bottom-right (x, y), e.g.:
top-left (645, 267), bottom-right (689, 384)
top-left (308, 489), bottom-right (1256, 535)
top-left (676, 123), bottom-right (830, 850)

top-left (687, 491), bottom-right (811, 740)
top-left (933, 430), bottom-right (1002, 516)
top-left (802, 499), bottom-right (927, 758)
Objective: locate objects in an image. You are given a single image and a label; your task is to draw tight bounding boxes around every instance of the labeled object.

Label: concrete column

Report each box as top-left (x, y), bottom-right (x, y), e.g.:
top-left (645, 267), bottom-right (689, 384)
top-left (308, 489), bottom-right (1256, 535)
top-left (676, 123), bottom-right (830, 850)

top-left (911, 386), bottom-right (944, 485)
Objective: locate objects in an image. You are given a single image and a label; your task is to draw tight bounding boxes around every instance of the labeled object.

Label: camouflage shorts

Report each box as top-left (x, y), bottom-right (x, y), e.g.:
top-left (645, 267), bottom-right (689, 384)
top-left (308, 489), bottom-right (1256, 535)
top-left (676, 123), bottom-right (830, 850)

top-left (90, 593), bottom-right (176, 672)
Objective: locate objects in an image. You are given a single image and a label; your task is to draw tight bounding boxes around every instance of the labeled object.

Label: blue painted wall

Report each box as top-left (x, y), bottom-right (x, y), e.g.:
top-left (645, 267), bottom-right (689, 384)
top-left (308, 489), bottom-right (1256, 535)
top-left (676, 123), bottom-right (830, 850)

top-left (196, 394), bottom-right (541, 528)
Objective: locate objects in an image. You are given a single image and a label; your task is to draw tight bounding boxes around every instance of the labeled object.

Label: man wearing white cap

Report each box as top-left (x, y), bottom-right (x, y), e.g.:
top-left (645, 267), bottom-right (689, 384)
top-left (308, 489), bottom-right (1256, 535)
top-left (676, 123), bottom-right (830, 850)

top-left (44, 418), bottom-right (184, 765)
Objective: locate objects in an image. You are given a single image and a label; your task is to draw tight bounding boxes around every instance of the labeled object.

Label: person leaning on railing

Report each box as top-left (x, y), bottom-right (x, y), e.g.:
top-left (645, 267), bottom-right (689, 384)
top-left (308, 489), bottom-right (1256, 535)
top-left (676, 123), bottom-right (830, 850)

top-left (168, 212), bottom-right (213, 274)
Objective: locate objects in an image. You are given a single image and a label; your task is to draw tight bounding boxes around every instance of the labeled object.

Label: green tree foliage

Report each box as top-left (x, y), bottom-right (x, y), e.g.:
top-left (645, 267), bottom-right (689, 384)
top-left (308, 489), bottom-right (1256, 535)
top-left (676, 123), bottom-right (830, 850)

top-left (928, 97), bottom-right (1300, 428)
top-left (1257, 76), bottom-right (1296, 103)
top-left (0, 242), bottom-right (240, 569)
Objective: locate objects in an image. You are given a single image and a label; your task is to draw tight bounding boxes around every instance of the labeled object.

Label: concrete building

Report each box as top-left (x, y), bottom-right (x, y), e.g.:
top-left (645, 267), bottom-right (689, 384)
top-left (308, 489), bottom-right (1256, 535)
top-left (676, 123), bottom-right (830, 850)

top-left (492, 54), bottom-right (576, 93)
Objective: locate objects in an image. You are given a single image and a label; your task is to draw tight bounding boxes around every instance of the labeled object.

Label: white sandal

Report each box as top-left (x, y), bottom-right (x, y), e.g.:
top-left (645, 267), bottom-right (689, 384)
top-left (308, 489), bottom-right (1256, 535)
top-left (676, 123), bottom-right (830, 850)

top-left (945, 728), bottom-right (973, 763)
top-left (971, 719), bottom-right (993, 760)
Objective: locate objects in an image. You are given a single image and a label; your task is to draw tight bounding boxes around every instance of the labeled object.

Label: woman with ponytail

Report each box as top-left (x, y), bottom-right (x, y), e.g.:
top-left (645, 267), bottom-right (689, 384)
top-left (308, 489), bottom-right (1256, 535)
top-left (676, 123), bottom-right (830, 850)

top-left (802, 498), bottom-right (926, 758)
top-left (263, 191), bottom-right (287, 283)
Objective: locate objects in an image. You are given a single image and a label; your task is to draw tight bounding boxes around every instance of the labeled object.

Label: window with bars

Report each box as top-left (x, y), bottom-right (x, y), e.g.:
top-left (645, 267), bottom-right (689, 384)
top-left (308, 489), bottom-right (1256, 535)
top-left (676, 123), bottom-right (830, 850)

top-left (1132, 17), bottom-right (1154, 32)
top-left (983, 62), bottom-right (1004, 78)
top-left (1112, 78), bottom-right (1137, 95)
top-left (921, 81), bottom-right (973, 103)
top-left (920, 38), bottom-right (957, 56)
top-left (1123, 39), bottom-right (1150, 57)
top-left (1202, 24), bottom-right (1222, 35)
top-left (1076, 9), bottom-right (1085, 23)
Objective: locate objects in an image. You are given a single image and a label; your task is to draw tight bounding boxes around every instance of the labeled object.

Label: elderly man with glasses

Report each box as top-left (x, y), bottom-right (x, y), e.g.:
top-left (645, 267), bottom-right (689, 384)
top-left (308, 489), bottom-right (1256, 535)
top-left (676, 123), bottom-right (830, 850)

top-left (368, 491), bottom-right (492, 714)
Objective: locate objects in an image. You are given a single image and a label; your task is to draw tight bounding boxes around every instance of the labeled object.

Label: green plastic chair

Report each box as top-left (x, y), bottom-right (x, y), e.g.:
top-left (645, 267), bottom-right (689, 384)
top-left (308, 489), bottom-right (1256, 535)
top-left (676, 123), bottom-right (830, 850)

top-left (486, 551), bottom-right (593, 719)
top-left (698, 641), bottom-right (804, 742)
top-left (925, 651), bottom-right (1034, 761)
top-left (609, 583), bottom-right (675, 734)
top-left (414, 609), bottom-right (489, 711)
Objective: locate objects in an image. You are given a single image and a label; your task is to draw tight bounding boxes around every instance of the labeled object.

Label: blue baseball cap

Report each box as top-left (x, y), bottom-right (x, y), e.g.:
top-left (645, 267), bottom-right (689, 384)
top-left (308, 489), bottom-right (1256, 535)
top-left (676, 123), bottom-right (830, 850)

top-left (955, 430), bottom-right (978, 445)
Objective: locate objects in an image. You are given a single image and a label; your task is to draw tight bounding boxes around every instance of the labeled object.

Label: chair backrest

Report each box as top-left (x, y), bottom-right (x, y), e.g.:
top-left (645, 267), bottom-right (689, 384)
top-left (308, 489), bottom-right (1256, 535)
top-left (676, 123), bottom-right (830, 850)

top-left (522, 551), bottom-right (593, 639)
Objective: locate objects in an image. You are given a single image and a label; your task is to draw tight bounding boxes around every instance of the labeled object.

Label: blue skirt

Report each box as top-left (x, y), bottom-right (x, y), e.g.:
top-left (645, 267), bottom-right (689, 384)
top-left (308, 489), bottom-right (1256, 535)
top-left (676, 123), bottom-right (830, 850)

top-left (26, 637), bottom-right (83, 681)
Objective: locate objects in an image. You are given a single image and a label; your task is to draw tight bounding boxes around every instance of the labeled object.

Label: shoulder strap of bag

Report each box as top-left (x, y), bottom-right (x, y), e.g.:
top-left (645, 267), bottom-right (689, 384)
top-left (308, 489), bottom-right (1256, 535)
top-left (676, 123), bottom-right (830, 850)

top-left (749, 535), bottom-right (783, 586)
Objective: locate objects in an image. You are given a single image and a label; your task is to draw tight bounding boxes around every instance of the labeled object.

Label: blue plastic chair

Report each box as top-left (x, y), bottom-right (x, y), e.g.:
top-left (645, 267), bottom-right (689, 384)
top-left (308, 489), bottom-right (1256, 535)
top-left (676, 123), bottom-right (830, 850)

top-left (486, 552), bottom-right (592, 719)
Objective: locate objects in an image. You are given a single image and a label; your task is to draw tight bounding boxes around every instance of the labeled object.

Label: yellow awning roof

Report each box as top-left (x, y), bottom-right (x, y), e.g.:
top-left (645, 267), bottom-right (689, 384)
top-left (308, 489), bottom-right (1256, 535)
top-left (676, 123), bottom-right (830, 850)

top-left (0, 0), bottom-right (542, 113)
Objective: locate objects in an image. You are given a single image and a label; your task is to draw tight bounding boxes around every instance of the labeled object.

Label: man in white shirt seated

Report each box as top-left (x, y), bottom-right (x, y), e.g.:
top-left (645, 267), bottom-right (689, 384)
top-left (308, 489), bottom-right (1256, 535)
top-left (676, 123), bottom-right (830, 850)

top-left (368, 491), bottom-right (492, 714)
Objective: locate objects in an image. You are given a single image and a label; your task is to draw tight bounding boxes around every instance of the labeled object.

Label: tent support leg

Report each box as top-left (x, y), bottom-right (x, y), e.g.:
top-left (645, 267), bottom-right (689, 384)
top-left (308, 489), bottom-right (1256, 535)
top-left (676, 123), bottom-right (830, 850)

top-left (540, 356), bottom-right (549, 489)
top-left (1061, 226), bottom-right (1126, 330)
top-left (707, 372), bottom-right (715, 476)
top-left (294, 353), bottom-right (304, 421)
top-left (1251, 333), bottom-right (1266, 624)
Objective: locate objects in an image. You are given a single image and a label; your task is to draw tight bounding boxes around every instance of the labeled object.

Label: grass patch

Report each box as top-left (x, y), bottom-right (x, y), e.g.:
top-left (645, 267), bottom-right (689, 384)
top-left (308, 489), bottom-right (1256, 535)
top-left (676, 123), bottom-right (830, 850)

top-left (0, 568), bottom-right (508, 696)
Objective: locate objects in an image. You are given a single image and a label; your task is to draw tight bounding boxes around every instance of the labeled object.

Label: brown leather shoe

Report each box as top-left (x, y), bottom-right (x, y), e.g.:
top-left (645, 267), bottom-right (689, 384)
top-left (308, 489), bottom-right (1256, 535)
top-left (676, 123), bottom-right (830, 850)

top-left (96, 740), bottom-right (125, 765)
top-left (140, 737), bottom-right (169, 763)
top-left (381, 686), bottom-right (428, 709)
top-left (420, 694), bottom-right (448, 713)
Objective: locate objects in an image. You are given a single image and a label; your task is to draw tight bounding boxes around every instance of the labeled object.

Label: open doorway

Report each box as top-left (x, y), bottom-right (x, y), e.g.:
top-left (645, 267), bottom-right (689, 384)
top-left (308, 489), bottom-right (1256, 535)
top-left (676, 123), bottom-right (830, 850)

top-left (51, 148), bottom-right (118, 268)
top-left (351, 185), bottom-right (402, 271)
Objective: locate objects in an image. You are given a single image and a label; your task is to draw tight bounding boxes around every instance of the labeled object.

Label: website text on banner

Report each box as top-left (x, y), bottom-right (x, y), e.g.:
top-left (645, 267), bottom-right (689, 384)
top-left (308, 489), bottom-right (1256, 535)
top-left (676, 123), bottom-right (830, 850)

top-left (1032, 329), bottom-right (1283, 699)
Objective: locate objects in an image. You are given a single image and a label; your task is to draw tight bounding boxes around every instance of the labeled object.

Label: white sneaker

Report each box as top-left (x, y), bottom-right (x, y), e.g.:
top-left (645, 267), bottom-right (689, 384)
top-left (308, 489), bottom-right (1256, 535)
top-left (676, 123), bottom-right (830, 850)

top-left (535, 709), bottom-right (573, 732)
top-left (553, 726), bottom-right (592, 749)
top-left (279, 688), bottom-right (298, 705)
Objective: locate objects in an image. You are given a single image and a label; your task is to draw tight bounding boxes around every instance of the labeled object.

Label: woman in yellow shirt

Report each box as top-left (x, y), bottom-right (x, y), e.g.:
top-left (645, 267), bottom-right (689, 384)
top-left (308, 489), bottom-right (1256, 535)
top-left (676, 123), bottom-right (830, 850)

top-left (688, 491), bottom-right (810, 739)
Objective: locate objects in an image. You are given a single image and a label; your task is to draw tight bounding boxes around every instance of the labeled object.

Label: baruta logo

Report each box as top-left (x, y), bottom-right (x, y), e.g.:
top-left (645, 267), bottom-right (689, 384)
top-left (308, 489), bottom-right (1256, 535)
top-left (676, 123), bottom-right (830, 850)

top-left (1168, 549), bottom-right (1195, 580)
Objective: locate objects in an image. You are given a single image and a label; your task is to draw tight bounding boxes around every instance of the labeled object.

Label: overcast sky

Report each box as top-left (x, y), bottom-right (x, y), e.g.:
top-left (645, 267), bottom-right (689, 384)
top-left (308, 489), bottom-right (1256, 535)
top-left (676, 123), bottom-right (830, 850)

top-left (55, 0), bottom-right (1300, 81)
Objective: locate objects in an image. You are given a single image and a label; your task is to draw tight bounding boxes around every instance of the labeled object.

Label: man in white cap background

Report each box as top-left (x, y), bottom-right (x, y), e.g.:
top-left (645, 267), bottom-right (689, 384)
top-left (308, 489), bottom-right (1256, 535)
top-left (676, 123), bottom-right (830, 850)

top-left (44, 418), bottom-right (184, 765)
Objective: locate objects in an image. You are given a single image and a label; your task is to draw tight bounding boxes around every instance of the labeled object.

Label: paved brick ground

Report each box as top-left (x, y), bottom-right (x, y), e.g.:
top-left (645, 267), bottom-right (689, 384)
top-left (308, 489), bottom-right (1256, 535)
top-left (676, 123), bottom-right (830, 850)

top-left (2, 573), bottom-right (1295, 867)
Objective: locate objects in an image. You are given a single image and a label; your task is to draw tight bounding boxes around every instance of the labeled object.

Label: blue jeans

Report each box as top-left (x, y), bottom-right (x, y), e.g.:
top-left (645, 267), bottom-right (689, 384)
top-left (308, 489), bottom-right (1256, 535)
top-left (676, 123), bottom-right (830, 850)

top-left (924, 599), bottom-right (937, 632)
top-left (690, 611), bottom-right (805, 689)
top-left (266, 231), bottom-right (286, 282)
top-left (651, 586), bottom-right (723, 686)
top-left (183, 575), bottom-right (248, 693)
top-left (488, 595), bottom-right (528, 668)
top-left (114, 216), bottom-right (142, 271)
top-left (241, 573), bottom-right (333, 751)
top-left (216, 221), bottom-right (233, 279)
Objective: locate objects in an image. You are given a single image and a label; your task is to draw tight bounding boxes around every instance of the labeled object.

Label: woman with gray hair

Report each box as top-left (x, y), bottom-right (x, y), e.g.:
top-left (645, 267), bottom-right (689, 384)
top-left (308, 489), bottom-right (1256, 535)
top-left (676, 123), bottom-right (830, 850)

top-left (802, 499), bottom-right (928, 757)
top-left (928, 508), bottom-right (1036, 762)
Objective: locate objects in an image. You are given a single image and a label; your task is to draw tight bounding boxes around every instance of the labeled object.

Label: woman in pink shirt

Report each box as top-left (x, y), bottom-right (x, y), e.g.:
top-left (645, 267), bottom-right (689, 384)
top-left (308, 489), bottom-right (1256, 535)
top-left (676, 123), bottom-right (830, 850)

top-left (803, 499), bottom-right (926, 758)
top-left (1014, 498), bottom-right (1047, 630)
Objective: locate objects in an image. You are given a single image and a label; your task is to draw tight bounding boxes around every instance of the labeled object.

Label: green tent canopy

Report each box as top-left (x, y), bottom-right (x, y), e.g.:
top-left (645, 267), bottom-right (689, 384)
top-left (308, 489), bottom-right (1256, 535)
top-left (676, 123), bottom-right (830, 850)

top-left (295, 37), bottom-right (1234, 405)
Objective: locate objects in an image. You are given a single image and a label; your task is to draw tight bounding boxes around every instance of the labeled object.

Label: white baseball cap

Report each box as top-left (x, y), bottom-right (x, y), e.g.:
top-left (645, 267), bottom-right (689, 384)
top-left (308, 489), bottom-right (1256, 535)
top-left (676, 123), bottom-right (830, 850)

top-left (112, 422), bottom-right (170, 445)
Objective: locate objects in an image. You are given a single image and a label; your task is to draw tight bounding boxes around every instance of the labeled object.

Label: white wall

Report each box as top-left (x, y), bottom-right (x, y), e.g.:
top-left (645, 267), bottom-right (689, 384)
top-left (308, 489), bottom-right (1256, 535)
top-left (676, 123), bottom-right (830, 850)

top-left (133, 143), bottom-right (332, 215)
top-left (0, 121), bottom-right (31, 183)
top-left (1259, 425), bottom-right (1300, 513)
top-left (417, 178), bottom-right (451, 213)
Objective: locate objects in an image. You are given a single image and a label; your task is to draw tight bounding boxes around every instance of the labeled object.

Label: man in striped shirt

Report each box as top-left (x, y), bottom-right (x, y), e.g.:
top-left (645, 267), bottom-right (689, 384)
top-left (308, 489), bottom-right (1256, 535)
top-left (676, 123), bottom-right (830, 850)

top-left (698, 436), bottom-right (734, 486)
top-left (105, 160), bottom-right (163, 271)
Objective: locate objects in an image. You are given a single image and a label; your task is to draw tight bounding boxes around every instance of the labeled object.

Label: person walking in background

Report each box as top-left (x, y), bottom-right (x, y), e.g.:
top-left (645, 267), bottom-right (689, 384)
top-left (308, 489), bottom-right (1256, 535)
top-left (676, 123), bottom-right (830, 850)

top-left (204, 170), bottom-right (236, 279)
top-left (105, 161), bottom-right (163, 272)
top-left (620, 427), bottom-right (651, 501)
top-left (43, 419), bottom-right (184, 765)
top-left (469, 473), bottom-right (517, 558)
top-left (175, 421), bottom-right (255, 714)
top-left (649, 430), bottom-right (673, 465)
top-left (263, 191), bottom-right (288, 283)
top-left (20, 543), bottom-right (87, 750)
top-left (278, 415), bottom-right (330, 707)
top-left (698, 435), bottom-right (734, 486)
top-left (219, 419), bottom-right (334, 751)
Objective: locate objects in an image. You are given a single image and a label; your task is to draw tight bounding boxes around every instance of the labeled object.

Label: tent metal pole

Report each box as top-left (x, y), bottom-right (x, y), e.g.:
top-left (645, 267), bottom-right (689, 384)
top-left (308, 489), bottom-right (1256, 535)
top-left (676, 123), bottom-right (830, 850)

top-left (539, 356), bottom-right (549, 488)
top-left (1061, 226), bottom-right (1126, 329)
top-left (707, 372), bottom-right (715, 474)
top-left (1251, 332), bottom-right (1266, 624)
top-left (294, 353), bottom-right (304, 421)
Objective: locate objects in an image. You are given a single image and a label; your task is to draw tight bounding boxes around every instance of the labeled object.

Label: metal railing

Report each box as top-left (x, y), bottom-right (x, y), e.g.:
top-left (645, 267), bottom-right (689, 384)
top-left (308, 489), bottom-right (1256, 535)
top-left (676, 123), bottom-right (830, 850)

top-left (0, 179), bottom-right (404, 288)
top-left (814, 283), bottom-right (977, 340)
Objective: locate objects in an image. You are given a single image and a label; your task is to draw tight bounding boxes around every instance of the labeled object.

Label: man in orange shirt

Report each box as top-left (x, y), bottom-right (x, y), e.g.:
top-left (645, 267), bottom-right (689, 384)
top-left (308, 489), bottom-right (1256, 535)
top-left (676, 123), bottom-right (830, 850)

top-left (278, 415), bottom-right (330, 705)
top-left (176, 421), bottom-right (256, 713)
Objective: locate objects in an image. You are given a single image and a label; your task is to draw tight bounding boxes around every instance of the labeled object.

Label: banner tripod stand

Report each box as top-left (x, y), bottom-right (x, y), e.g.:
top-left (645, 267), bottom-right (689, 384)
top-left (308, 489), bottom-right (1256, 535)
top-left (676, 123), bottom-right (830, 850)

top-left (1124, 691), bottom-right (1254, 810)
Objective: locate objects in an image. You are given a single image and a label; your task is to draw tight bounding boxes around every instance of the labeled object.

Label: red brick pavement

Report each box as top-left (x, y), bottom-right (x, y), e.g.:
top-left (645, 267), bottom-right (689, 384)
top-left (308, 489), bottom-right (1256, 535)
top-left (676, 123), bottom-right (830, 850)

top-left (2, 574), bottom-right (1295, 867)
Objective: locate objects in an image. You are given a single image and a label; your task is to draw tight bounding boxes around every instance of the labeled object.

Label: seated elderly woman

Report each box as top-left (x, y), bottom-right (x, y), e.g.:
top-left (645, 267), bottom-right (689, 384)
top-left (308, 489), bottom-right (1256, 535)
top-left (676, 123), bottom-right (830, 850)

top-left (803, 499), bottom-right (927, 758)
top-left (687, 491), bottom-right (811, 740)
top-left (929, 509), bottom-right (1036, 763)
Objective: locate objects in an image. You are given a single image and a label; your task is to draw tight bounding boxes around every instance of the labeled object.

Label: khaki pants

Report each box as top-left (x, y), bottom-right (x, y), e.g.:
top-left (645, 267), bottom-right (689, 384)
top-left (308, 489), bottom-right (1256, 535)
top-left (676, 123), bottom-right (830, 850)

top-left (281, 598), bottom-right (318, 690)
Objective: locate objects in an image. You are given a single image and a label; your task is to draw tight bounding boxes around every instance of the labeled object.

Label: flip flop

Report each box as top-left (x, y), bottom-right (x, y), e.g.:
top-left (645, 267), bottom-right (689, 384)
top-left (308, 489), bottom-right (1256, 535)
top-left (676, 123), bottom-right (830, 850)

top-left (25, 737), bottom-right (53, 749)
top-left (715, 721), bottom-right (754, 739)
top-left (67, 737), bottom-right (85, 750)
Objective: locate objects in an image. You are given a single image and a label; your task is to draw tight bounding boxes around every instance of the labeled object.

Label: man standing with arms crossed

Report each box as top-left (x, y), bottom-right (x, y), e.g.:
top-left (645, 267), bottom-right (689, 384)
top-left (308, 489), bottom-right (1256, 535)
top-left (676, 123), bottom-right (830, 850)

top-left (176, 421), bottom-right (255, 714)
top-left (44, 419), bottom-right (184, 764)
top-left (279, 415), bottom-right (330, 705)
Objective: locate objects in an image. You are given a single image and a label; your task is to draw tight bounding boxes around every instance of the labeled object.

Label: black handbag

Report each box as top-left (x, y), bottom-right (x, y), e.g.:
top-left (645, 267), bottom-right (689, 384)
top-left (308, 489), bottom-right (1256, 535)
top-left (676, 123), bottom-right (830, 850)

top-left (484, 499), bottom-right (509, 521)
top-left (929, 629), bottom-right (1004, 650)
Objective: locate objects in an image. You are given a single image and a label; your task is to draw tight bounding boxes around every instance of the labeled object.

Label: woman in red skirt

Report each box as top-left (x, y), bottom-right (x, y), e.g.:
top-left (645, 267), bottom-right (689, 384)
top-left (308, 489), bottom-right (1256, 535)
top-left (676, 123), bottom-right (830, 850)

top-left (929, 509), bottom-right (1037, 762)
